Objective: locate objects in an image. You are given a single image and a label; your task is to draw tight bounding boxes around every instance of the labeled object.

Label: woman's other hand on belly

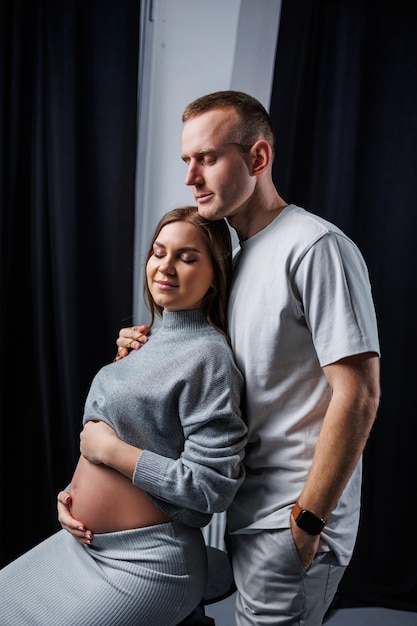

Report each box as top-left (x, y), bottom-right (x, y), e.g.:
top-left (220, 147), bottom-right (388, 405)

top-left (57, 490), bottom-right (93, 545)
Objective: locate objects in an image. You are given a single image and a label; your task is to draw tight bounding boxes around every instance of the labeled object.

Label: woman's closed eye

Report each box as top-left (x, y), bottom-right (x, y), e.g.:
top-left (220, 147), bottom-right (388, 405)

top-left (153, 249), bottom-right (198, 264)
top-left (180, 253), bottom-right (198, 264)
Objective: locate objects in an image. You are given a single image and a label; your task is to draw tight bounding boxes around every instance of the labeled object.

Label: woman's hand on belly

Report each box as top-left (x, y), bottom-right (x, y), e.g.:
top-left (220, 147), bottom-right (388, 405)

top-left (80, 420), bottom-right (143, 481)
top-left (57, 490), bottom-right (93, 545)
top-left (80, 420), bottom-right (120, 465)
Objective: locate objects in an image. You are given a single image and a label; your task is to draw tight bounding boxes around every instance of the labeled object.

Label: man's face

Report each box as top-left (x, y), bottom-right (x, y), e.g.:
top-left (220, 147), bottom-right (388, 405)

top-left (181, 109), bottom-right (256, 223)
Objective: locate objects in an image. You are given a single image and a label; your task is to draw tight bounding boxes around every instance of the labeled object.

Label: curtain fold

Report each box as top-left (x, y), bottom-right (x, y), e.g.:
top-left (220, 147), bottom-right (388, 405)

top-left (0, 0), bottom-right (140, 567)
top-left (270, 0), bottom-right (417, 612)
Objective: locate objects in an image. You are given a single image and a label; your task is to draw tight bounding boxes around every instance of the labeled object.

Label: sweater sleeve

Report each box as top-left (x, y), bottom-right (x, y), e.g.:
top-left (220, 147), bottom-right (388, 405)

top-left (132, 343), bottom-right (247, 516)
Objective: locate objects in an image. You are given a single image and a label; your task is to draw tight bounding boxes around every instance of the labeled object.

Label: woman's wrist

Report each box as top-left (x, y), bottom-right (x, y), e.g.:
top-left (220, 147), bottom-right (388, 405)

top-left (107, 438), bottom-right (142, 480)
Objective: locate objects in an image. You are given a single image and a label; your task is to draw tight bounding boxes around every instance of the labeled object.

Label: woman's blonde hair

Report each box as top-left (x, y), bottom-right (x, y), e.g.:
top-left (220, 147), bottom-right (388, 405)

top-left (143, 206), bottom-right (233, 340)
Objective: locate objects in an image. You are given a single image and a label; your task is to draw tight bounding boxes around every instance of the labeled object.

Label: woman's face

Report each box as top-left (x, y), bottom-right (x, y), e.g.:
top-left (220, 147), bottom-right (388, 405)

top-left (146, 220), bottom-right (214, 312)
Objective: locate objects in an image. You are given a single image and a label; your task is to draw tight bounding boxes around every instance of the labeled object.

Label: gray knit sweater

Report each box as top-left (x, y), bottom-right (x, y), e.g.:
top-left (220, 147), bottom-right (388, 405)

top-left (83, 309), bottom-right (247, 528)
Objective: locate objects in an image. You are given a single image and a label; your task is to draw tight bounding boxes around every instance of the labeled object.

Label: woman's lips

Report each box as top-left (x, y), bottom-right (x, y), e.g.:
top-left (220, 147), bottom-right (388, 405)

top-left (155, 281), bottom-right (178, 290)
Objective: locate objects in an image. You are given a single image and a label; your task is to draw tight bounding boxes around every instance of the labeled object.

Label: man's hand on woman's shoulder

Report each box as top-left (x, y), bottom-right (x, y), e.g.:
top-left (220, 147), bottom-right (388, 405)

top-left (115, 325), bottom-right (150, 361)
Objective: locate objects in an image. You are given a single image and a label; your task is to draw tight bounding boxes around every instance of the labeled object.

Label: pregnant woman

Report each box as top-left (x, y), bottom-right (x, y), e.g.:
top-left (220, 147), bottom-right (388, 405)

top-left (0, 206), bottom-right (247, 626)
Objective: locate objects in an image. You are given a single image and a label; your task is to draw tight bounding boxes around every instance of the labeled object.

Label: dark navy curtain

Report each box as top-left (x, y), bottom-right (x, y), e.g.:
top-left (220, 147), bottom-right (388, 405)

top-left (0, 0), bottom-right (140, 567)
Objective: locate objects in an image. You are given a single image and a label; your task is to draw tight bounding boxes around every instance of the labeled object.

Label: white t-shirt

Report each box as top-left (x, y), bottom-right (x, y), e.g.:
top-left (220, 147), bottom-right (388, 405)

top-left (227, 205), bottom-right (380, 565)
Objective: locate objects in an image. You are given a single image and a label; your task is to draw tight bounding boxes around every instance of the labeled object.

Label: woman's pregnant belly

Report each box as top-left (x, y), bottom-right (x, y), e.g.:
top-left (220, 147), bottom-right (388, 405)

top-left (69, 455), bottom-right (170, 533)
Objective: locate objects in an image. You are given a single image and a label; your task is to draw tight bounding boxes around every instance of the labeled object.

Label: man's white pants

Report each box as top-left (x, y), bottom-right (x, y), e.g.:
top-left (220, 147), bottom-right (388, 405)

top-left (230, 528), bottom-right (346, 625)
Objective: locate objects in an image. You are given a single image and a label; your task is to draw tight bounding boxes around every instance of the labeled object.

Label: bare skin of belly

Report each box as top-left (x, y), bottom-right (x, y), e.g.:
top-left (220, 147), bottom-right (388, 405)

top-left (69, 455), bottom-right (170, 533)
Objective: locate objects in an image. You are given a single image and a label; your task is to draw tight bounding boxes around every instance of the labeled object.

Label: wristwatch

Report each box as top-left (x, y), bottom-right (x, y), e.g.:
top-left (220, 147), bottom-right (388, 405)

top-left (292, 502), bottom-right (327, 535)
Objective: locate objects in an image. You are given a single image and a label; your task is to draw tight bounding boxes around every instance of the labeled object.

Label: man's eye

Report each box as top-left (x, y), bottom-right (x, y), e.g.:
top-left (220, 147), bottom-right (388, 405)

top-left (203, 156), bottom-right (216, 165)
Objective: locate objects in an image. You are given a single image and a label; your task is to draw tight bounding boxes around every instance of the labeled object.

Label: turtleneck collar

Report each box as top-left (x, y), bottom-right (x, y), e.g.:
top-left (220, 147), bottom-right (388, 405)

top-left (160, 309), bottom-right (211, 333)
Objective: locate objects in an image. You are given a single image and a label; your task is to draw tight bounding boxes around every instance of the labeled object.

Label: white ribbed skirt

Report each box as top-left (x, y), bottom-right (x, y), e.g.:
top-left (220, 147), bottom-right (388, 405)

top-left (0, 522), bottom-right (207, 625)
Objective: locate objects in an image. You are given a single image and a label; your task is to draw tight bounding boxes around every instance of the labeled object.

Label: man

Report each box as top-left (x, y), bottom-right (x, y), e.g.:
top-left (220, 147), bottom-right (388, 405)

top-left (59, 91), bottom-right (380, 625)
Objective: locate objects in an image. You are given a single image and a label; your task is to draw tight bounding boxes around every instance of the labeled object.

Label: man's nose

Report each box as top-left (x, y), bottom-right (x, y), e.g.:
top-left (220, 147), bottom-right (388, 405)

top-left (185, 162), bottom-right (203, 186)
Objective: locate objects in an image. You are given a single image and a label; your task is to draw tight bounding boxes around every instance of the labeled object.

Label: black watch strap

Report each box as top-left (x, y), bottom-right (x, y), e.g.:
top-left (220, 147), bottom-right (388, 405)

top-left (292, 502), bottom-right (327, 536)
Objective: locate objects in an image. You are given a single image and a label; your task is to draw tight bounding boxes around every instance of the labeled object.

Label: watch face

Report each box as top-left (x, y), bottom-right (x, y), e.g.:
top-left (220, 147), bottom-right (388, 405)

top-left (296, 509), bottom-right (325, 535)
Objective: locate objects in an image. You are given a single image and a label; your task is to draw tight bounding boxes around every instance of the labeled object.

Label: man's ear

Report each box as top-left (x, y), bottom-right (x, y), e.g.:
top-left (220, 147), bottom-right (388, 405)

top-left (250, 139), bottom-right (272, 176)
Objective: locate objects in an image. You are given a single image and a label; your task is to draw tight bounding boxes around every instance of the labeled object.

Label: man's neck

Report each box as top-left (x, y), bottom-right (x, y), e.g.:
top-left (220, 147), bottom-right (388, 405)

top-left (229, 199), bottom-right (288, 241)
